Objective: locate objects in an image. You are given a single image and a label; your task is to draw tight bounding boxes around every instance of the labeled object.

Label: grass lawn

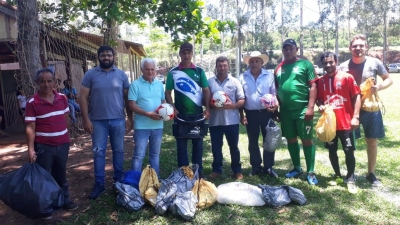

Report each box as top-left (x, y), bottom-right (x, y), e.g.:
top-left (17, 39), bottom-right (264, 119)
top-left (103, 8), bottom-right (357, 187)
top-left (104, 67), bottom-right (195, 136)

top-left (64, 73), bottom-right (400, 225)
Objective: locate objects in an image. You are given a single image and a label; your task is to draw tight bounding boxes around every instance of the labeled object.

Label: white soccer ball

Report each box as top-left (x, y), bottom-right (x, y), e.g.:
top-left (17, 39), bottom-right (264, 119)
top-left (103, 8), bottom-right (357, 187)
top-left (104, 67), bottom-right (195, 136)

top-left (157, 103), bottom-right (174, 121)
top-left (212, 91), bottom-right (229, 108)
top-left (260, 94), bottom-right (278, 109)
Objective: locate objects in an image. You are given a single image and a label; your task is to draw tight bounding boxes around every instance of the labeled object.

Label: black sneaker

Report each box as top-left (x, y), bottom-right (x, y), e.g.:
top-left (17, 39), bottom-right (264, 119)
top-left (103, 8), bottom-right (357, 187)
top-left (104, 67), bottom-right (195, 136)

top-left (89, 182), bottom-right (105, 199)
top-left (366, 173), bottom-right (383, 187)
top-left (41, 213), bottom-right (52, 220)
top-left (64, 201), bottom-right (78, 211)
top-left (266, 168), bottom-right (279, 178)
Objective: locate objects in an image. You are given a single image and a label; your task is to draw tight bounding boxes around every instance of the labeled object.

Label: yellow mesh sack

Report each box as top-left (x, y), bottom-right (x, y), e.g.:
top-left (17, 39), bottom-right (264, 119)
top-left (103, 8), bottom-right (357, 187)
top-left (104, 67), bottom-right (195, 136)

top-left (315, 105), bottom-right (337, 142)
top-left (139, 165), bottom-right (160, 197)
top-left (360, 77), bottom-right (381, 112)
top-left (192, 178), bottom-right (218, 210)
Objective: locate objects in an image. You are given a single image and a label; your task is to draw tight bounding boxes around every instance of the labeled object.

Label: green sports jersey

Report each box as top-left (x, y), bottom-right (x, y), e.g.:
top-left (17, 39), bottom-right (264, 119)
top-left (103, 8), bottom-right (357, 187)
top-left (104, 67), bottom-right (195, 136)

top-left (166, 66), bottom-right (208, 115)
top-left (275, 59), bottom-right (317, 111)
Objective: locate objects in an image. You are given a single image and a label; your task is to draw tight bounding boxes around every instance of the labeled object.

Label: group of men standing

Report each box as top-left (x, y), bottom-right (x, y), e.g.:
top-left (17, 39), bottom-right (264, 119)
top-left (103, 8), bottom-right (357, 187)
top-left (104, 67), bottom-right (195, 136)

top-left (24, 33), bottom-right (392, 218)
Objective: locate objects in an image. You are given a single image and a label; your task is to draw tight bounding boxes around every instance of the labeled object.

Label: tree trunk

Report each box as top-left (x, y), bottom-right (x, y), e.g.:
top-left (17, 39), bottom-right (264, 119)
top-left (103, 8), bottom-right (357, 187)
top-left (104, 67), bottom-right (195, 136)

top-left (103, 19), bottom-right (119, 66)
top-left (17, 0), bottom-right (40, 96)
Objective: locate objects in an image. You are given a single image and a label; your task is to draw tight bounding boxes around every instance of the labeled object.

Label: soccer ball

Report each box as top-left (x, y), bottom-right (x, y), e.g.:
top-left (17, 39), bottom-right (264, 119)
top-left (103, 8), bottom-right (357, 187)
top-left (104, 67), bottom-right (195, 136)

top-left (260, 94), bottom-right (277, 108)
top-left (211, 91), bottom-right (229, 107)
top-left (157, 103), bottom-right (174, 121)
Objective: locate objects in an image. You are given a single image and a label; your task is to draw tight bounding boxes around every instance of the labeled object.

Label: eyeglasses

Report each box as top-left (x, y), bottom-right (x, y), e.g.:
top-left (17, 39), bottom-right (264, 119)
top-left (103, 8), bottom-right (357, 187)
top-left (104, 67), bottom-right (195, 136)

top-left (99, 54), bottom-right (113, 58)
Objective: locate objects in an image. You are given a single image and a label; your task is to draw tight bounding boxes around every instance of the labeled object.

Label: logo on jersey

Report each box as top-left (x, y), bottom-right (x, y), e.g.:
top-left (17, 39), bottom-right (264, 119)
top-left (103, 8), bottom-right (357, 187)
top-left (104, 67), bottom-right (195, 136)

top-left (276, 68), bottom-right (284, 75)
top-left (324, 94), bottom-right (347, 109)
top-left (336, 81), bottom-right (342, 90)
top-left (293, 66), bottom-right (300, 73)
top-left (176, 77), bottom-right (197, 95)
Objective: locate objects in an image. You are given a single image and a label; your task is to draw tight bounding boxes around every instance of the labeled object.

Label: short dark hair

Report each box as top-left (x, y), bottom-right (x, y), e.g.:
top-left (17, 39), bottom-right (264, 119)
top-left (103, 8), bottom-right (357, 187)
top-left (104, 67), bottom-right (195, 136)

top-left (63, 79), bottom-right (69, 86)
top-left (97, 46), bottom-right (115, 56)
top-left (215, 56), bottom-right (229, 67)
top-left (35, 68), bottom-right (55, 81)
top-left (350, 34), bottom-right (367, 47)
top-left (320, 52), bottom-right (337, 63)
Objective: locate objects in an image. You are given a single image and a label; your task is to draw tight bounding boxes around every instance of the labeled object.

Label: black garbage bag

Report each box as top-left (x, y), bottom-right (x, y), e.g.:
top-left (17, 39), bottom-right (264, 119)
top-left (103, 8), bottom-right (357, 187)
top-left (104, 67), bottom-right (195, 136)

top-left (155, 179), bottom-right (178, 215)
top-left (0, 163), bottom-right (64, 218)
top-left (286, 186), bottom-right (307, 205)
top-left (170, 191), bottom-right (198, 221)
top-left (263, 119), bottom-right (282, 152)
top-left (258, 184), bottom-right (291, 207)
top-left (115, 182), bottom-right (145, 211)
top-left (167, 164), bottom-right (199, 193)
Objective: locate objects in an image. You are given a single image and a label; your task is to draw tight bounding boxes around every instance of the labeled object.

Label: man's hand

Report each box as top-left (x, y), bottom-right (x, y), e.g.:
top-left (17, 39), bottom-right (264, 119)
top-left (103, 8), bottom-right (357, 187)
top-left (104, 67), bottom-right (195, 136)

top-left (240, 116), bottom-right (248, 126)
top-left (371, 83), bottom-right (382, 94)
top-left (203, 109), bottom-right (210, 120)
top-left (318, 105), bottom-right (326, 114)
top-left (173, 107), bottom-right (179, 117)
top-left (351, 117), bottom-right (360, 130)
top-left (28, 149), bottom-right (36, 163)
top-left (304, 107), bottom-right (314, 121)
top-left (83, 119), bottom-right (93, 134)
top-left (148, 112), bottom-right (162, 120)
top-left (267, 105), bottom-right (279, 112)
top-left (222, 101), bottom-right (235, 110)
top-left (126, 119), bottom-right (133, 132)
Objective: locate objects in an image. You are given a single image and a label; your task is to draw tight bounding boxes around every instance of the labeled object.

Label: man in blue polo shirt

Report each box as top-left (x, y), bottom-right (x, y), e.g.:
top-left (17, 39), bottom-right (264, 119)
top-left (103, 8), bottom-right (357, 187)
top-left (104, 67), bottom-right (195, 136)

top-left (128, 58), bottom-right (165, 175)
top-left (79, 46), bottom-right (133, 200)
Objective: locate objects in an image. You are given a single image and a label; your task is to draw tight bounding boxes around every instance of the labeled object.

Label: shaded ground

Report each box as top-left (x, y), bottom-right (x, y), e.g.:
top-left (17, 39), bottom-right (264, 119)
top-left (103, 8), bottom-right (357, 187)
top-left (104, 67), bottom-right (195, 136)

top-left (0, 130), bottom-right (135, 225)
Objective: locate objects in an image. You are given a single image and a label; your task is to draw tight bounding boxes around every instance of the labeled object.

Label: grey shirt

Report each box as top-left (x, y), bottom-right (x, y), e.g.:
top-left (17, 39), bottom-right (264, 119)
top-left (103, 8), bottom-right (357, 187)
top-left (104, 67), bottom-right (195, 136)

top-left (208, 74), bottom-right (245, 127)
top-left (82, 65), bottom-right (129, 120)
top-left (339, 56), bottom-right (388, 86)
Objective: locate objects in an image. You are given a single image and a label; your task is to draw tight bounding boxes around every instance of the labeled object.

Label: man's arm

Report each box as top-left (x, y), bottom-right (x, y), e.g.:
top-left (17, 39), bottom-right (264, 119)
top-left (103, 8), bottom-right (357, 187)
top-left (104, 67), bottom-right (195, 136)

top-left (124, 89), bottom-right (133, 132)
top-left (223, 98), bottom-right (245, 110)
top-left (78, 86), bottom-right (92, 134)
top-left (26, 122), bottom-right (36, 163)
top-left (202, 87), bottom-right (210, 119)
top-left (165, 89), bottom-right (179, 116)
top-left (351, 93), bottom-right (361, 130)
top-left (129, 100), bottom-right (161, 121)
top-left (374, 73), bottom-right (393, 93)
top-left (305, 82), bottom-right (317, 121)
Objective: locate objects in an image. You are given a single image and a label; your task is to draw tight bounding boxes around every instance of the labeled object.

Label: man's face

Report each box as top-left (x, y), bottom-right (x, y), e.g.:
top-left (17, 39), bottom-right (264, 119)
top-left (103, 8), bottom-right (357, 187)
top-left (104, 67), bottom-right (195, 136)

top-left (216, 61), bottom-right (229, 76)
top-left (37, 72), bottom-right (55, 94)
top-left (98, 50), bottom-right (115, 69)
top-left (350, 39), bottom-right (368, 58)
top-left (141, 62), bottom-right (156, 81)
top-left (282, 45), bottom-right (298, 60)
top-left (248, 57), bottom-right (263, 70)
top-left (179, 50), bottom-right (193, 64)
top-left (322, 56), bottom-right (337, 75)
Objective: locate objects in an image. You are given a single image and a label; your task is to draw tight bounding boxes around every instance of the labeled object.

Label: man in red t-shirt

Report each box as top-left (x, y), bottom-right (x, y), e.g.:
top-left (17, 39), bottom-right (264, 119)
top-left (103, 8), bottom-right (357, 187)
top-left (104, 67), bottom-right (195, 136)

top-left (316, 52), bottom-right (361, 193)
top-left (25, 68), bottom-right (78, 219)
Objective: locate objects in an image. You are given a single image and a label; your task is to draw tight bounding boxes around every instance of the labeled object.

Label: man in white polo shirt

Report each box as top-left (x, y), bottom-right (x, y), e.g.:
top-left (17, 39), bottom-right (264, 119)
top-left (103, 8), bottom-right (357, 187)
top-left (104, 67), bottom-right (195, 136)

top-left (128, 58), bottom-right (165, 176)
top-left (208, 56), bottom-right (245, 180)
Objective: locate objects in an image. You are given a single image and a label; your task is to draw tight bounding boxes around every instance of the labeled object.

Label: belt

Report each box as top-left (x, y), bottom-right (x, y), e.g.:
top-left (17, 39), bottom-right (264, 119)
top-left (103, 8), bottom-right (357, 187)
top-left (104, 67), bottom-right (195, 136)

top-left (244, 108), bottom-right (268, 113)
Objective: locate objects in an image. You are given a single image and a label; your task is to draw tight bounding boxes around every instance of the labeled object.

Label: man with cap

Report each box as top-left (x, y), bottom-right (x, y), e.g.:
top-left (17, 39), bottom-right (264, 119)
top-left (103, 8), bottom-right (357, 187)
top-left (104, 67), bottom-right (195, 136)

top-left (274, 39), bottom-right (319, 185)
top-left (165, 42), bottom-right (210, 178)
top-left (239, 51), bottom-right (279, 178)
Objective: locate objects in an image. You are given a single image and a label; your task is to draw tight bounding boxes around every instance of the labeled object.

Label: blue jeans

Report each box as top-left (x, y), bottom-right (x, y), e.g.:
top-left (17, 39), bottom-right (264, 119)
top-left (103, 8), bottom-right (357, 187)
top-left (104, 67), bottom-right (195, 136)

top-left (68, 101), bottom-right (80, 123)
top-left (210, 124), bottom-right (241, 174)
top-left (91, 118), bottom-right (125, 184)
top-left (131, 129), bottom-right (163, 174)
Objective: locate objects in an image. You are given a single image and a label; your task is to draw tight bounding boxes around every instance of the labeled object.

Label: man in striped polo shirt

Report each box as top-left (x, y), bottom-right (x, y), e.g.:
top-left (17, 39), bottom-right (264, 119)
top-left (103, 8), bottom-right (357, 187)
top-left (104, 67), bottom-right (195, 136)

top-left (25, 68), bottom-right (78, 219)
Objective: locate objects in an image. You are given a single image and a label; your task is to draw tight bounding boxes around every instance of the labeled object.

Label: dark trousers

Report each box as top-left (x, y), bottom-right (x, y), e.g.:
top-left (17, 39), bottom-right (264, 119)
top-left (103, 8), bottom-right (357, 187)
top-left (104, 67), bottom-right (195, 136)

top-left (176, 138), bottom-right (203, 174)
top-left (245, 109), bottom-right (275, 173)
top-left (210, 124), bottom-right (241, 174)
top-left (35, 142), bottom-right (71, 204)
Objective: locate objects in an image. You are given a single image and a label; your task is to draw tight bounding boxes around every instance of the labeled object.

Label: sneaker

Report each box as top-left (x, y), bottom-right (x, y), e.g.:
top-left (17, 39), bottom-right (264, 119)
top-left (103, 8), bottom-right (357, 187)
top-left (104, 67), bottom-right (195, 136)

top-left (232, 173), bottom-right (244, 180)
top-left (41, 214), bottom-right (52, 220)
top-left (208, 172), bottom-right (220, 179)
top-left (285, 168), bottom-right (303, 178)
top-left (266, 168), bottom-right (279, 178)
top-left (306, 173), bottom-right (318, 185)
top-left (89, 182), bottom-right (105, 200)
top-left (64, 201), bottom-right (78, 211)
top-left (347, 181), bottom-right (358, 194)
top-left (366, 173), bottom-right (383, 187)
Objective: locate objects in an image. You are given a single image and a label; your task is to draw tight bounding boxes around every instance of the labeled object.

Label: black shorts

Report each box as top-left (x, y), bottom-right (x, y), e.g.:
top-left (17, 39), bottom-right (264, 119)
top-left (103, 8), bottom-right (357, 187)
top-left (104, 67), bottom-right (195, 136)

top-left (324, 130), bottom-right (355, 151)
top-left (19, 108), bottom-right (25, 116)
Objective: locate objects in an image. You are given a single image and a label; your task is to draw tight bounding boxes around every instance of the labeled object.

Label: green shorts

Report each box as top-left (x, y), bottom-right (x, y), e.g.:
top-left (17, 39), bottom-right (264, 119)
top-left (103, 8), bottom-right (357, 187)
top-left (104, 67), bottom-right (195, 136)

top-left (280, 108), bottom-right (314, 140)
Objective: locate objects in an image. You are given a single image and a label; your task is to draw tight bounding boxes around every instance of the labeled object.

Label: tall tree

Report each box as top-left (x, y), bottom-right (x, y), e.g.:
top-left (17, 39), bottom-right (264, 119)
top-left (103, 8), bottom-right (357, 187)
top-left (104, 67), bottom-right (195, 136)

top-left (16, 0), bottom-right (40, 95)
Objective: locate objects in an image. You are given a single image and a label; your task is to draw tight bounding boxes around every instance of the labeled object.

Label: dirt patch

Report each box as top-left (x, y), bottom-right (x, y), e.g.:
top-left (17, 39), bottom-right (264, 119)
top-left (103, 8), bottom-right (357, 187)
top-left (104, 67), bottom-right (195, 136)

top-left (0, 132), bottom-right (134, 224)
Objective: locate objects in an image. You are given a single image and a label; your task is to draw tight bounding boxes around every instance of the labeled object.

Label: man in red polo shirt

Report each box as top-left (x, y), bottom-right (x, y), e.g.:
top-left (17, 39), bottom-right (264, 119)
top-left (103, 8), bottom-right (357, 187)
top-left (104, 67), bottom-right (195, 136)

top-left (25, 68), bottom-right (78, 219)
